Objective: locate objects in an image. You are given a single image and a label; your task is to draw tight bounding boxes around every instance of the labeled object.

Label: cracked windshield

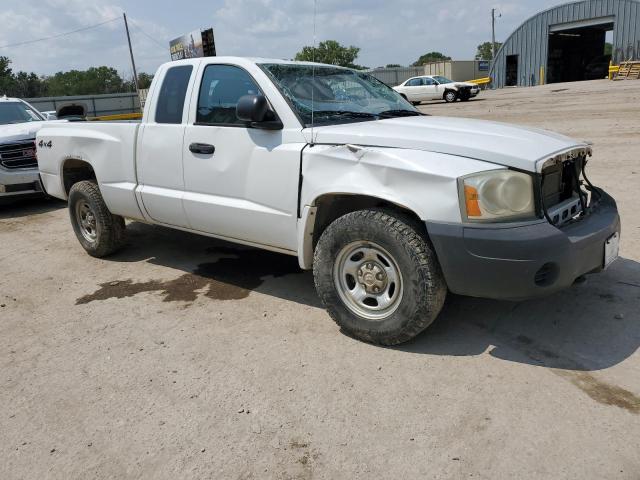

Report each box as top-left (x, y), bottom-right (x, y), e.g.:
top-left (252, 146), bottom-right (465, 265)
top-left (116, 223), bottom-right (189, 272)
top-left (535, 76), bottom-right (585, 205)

top-left (260, 63), bottom-right (421, 126)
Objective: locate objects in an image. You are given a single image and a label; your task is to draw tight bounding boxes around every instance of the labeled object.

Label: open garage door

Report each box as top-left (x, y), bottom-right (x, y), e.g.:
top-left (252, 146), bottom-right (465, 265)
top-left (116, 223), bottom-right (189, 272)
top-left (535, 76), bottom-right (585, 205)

top-left (547, 18), bottom-right (614, 84)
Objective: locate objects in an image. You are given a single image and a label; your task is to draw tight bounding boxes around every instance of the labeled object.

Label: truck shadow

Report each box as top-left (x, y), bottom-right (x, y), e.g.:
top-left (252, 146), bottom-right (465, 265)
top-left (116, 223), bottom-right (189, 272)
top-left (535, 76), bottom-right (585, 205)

top-left (98, 221), bottom-right (322, 308)
top-left (104, 221), bottom-right (639, 372)
top-left (397, 257), bottom-right (640, 372)
top-left (0, 197), bottom-right (66, 219)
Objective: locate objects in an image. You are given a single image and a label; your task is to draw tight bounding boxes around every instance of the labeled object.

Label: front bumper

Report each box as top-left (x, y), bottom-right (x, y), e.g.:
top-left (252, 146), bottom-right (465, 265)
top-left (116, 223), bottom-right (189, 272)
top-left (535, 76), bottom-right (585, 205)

top-left (426, 192), bottom-right (620, 300)
top-left (0, 167), bottom-right (44, 197)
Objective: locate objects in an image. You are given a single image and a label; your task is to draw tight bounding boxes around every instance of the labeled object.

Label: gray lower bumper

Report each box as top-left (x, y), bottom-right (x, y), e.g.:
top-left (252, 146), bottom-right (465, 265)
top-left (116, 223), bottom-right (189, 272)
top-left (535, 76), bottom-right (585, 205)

top-left (0, 168), bottom-right (43, 197)
top-left (426, 192), bottom-right (620, 301)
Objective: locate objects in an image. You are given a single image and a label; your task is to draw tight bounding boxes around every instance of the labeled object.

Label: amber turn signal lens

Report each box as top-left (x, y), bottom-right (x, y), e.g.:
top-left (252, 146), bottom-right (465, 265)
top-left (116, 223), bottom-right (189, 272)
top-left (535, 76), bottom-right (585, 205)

top-left (464, 185), bottom-right (482, 217)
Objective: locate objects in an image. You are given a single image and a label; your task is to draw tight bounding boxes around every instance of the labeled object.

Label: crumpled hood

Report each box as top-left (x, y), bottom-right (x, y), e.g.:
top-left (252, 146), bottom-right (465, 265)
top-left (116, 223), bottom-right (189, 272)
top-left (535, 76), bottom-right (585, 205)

top-left (306, 116), bottom-right (588, 172)
top-left (0, 121), bottom-right (49, 143)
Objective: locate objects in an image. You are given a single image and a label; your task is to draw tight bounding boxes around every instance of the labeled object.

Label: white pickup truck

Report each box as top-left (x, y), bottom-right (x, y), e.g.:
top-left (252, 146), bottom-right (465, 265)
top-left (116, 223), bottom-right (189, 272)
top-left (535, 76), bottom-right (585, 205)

top-left (37, 57), bottom-right (620, 345)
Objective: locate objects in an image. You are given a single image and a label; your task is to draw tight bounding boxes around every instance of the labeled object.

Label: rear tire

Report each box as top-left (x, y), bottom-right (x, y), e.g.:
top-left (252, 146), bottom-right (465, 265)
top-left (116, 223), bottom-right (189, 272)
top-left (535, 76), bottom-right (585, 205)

top-left (444, 90), bottom-right (458, 103)
top-left (313, 209), bottom-right (447, 345)
top-left (68, 180), bottom-right (126, 257)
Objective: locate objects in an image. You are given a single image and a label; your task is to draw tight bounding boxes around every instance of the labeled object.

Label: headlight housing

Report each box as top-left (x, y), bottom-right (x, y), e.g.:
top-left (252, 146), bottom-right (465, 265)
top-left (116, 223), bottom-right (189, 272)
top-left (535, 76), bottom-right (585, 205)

top-left (459, 170), bottom-right (536, 222)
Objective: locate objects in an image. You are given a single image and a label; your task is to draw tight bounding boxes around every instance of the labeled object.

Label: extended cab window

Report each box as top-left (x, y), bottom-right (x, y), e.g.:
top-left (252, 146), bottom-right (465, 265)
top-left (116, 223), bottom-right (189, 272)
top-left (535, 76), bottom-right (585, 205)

top-left (196, 65), bottom-right (260, 125)
top-left (155, 65), bottom-right (193, 124)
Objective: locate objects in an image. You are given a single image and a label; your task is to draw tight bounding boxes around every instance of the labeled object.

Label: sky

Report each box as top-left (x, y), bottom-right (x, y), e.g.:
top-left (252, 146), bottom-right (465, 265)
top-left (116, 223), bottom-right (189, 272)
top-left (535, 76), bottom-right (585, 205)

top-left (1, 0), bottom-right (569, 78)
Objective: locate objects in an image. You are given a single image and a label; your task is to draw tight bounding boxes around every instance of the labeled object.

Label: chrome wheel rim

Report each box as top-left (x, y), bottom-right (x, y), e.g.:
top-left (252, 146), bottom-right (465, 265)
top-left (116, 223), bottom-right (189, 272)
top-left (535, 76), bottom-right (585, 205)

top-left (75, 200), bottom-right (97, 242)
top-left (446, 92), bottom-right (456, 102)
top-left (333, 241), bottom-right (403, 321)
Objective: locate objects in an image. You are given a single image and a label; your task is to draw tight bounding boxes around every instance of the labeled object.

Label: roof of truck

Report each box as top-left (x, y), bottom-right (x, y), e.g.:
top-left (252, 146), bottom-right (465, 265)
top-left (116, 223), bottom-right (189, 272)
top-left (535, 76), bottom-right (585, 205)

top-left (163, 56), bottom-right (349, 69)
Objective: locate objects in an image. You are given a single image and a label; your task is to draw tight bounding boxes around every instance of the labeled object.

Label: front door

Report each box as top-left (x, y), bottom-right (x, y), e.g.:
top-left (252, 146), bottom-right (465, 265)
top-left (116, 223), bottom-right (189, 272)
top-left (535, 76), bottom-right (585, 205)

top-left (422, 77), bottom-right (439, 99)
top-left (181, 64), bottom-right (300, 251)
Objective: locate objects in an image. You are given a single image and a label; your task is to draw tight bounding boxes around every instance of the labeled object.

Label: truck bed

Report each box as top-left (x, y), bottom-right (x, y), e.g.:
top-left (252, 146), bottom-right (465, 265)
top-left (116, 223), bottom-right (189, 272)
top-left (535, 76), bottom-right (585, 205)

top-left (37, 121), bottom-right (145, 221)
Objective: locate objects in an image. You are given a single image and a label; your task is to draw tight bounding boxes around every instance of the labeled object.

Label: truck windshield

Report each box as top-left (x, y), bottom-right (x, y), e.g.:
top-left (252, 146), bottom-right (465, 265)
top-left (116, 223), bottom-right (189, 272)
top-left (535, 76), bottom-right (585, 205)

top-left (0, 101), bottom-right (43, 125)
top-left (260, 63), bottom-right (420, 127)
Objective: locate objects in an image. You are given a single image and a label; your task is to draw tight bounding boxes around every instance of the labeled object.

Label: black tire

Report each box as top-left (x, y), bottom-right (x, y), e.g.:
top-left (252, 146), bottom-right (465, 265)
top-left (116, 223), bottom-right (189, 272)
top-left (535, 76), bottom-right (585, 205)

top-left (68, 180), bottom-right (126, 257)
top-left (313, 209), bottom-right (447, 345)
top-left (444, 90), bottom-right (458, 103)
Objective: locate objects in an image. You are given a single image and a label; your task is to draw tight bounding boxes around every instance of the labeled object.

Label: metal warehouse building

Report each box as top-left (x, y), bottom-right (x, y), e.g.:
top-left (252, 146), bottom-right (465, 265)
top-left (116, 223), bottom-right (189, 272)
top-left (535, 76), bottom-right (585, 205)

top-left (490, 0), bottom-right (640, 87)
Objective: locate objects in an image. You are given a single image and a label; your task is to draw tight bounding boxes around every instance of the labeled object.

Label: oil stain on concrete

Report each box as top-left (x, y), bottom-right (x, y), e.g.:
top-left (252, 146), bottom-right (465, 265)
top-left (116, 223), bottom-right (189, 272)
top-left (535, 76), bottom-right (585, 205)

top-left (506, 334), bottom-right (640, 414)
top-left (554, 370), bottom-right (640, 414)
top-left (76, 247), bottom-right (302, 305)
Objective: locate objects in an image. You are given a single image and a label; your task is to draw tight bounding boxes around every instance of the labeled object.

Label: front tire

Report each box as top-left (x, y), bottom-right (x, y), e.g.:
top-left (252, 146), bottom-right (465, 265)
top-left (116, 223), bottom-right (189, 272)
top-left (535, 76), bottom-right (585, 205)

top-left (68, 180), bottom-right (126, 257)
top-left (444, 90), bottom-right (458, 103)
top-left (313, 209), bottom-right (447, 345)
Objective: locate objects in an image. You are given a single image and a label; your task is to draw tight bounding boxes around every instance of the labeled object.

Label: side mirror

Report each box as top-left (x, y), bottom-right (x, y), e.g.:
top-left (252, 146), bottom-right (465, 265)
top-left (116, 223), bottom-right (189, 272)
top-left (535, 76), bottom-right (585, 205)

top-left (236, 95), bottom-right (282, 130)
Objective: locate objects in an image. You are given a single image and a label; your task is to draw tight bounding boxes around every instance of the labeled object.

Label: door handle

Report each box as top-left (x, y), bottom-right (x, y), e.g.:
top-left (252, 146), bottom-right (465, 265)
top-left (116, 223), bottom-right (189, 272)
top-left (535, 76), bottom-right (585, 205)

top-left (189, 143), bottom-right (215, 155)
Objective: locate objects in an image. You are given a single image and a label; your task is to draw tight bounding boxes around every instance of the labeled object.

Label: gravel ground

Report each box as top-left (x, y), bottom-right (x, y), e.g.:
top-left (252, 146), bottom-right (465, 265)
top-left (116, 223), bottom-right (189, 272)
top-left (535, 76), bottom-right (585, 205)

top-left (1, 79), bottom-right (639, 480)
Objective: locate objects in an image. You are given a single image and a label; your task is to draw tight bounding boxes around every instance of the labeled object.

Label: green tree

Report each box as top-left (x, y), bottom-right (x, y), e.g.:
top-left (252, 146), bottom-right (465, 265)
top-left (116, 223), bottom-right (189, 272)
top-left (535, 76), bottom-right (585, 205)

top-left (0, 56), bottom-right (16, 95)
top-left (385, 63), bottom-right (403, 68)
top-left (412, 52), bottom-right (451, 66)
top-left (0, 57), bottom-right (47, 98)
top-left (46, 66), bottom-right (125, 96)
top-left (12, 71), bottom-right (47, 98)
top-left (124, 72), bottom-right (154, 91)
top-left (604, 42), bottom-right (613, 56)
top-left (475, 42), bottom-right (503, 60)
top-left (137, 72), bottom-right (154, 89)
top-left (295, 40), bottom-right (364, 69)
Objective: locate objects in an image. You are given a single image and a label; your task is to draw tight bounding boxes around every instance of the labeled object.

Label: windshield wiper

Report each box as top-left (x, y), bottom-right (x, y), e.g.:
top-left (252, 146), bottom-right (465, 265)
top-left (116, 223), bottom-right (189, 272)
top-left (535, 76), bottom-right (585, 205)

top-left (377, 110), bottom-right (426, 118)
top-left (312, 110), bottom-right (377, 119)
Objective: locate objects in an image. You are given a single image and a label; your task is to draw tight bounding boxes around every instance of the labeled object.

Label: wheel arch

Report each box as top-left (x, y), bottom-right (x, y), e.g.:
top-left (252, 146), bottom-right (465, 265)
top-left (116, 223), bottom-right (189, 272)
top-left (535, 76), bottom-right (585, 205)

top-left (297, 192), bottom-right (428, 270)
top-left (61, 157), bottom-right (97, 196)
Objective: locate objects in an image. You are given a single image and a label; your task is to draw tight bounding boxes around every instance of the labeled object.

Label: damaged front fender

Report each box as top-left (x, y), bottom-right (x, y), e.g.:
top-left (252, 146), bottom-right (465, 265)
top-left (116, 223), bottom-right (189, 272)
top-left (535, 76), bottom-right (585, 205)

top-left (296, 143), bottom-right (502, 268)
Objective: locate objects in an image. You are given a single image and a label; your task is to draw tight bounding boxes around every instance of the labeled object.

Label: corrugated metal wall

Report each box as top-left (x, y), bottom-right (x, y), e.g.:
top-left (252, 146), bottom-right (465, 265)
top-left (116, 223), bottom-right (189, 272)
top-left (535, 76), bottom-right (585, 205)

top-left (490, 0), bottom-right (640, 87)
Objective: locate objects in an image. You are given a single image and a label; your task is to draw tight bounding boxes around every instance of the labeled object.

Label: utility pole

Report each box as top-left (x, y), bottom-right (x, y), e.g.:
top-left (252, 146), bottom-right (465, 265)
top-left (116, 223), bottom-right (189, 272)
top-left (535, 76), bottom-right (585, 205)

top-left (491, 8), bottom-right (497, 63)
top-left (123, 12), bottom-right (139, 92)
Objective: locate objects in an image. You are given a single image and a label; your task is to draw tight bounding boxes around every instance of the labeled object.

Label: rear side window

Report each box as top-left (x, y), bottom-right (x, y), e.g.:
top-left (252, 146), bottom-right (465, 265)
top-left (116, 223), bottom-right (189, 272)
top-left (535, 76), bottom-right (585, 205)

top-left (196, 64), bottom-right (261, 125)
top-left (155, 65), bottom-right (193, 124)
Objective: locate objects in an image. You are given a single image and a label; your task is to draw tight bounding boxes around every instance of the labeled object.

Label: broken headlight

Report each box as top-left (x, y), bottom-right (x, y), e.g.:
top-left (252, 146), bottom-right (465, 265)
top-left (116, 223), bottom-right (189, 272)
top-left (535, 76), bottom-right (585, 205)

top-left (460, 170), bottom-right (536, 222)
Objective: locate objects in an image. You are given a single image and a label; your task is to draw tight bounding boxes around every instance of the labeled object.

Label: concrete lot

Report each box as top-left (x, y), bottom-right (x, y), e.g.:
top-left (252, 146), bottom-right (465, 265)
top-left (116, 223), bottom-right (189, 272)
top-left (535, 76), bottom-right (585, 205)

top-left (1, 79), bottom-right (639, 479)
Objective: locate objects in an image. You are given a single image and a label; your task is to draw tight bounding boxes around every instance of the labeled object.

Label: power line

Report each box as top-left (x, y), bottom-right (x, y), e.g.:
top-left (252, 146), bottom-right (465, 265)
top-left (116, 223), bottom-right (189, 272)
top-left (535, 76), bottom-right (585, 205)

top-left (128, 19), bottom-right (168, 50)
top-left (0, 17), bottom-right (120, 49)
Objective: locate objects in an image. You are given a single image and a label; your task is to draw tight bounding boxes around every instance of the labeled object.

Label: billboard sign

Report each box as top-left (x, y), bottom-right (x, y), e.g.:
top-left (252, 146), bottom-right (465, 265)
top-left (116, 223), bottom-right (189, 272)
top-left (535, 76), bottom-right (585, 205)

top-left (170, 28), bottom-right (216, 60)
top-left (479, 60), bottom-right (490, 71)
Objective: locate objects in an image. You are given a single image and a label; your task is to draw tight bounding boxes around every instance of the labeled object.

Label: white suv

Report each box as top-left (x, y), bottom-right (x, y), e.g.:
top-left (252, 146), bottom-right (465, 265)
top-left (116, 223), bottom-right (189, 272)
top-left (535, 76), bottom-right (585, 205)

top-left (393, 75), bottom-right (480, 104)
